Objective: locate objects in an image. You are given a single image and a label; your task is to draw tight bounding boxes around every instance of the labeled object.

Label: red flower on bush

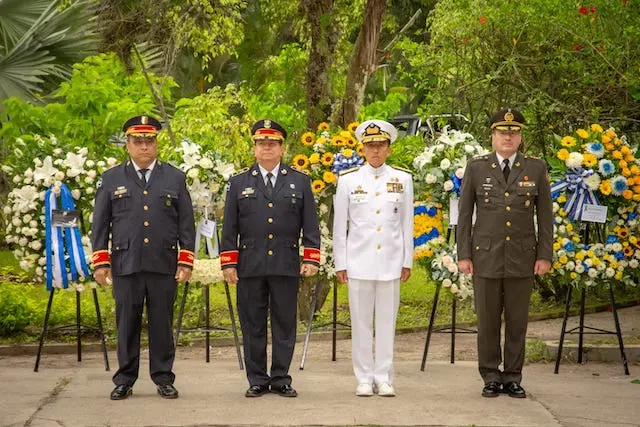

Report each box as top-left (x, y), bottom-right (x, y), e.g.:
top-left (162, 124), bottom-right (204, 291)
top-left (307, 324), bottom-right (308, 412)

top-left (579, 6), bottom-right (588, 14)
top-left (590, 6), bottom-right (596, 13)
top-left (479, 16), bottom-right (487, 25)
top-left (573, 44), bottom-right (584, 51)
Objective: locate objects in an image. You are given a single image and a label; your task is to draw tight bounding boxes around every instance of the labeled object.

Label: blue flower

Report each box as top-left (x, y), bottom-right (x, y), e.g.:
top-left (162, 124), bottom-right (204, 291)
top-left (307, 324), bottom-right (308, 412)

top-left (427, 206), bottom-right (437, 216)
top-left (586, 142), bottom-right (605, 157)
top-left (598, 159), bottom-right (615, 176)
top-left (563, 241), bottom-right (575, 252)
top-left (615, 251), bottom-right (625, 261)
top-left (415, 205), bottom-right (428, 215)
top-left (606, 234), bottom-right (619, 244)
top-left (629, 212), bottom-right (638, 221)
top-left (611, 175), bottom-right (628, 196)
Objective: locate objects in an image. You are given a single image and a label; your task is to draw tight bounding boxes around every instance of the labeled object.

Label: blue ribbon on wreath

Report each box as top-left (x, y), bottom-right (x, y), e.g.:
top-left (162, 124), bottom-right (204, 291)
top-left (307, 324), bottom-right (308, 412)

top-left (449, 173), bottom-right (462, 197)
top-left (550, 168), bottom-right (600, 221)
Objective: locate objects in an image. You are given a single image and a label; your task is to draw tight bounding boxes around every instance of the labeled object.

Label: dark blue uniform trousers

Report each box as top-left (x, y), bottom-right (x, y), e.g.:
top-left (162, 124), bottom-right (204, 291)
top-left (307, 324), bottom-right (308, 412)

top-left (112, 272), bottom-right (178, 387)
top-left (237, 275), bottom-right (299, 388)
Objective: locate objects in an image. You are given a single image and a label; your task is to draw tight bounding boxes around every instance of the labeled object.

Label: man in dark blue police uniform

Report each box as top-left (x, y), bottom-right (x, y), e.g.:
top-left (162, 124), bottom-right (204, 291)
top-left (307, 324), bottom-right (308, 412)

top-left (220, 119), bottom-right (321, 398)
top-left (91, 115), bottom-right (196, 400)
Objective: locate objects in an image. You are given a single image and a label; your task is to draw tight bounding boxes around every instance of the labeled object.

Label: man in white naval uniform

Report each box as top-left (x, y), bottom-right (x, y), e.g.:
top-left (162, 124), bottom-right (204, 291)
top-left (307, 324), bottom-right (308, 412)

top-left (333, 119), bottom-right (414, 397)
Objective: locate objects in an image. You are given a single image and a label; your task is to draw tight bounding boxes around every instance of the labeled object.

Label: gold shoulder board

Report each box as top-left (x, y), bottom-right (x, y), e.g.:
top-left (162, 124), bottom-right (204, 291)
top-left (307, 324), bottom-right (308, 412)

top-left (390, 165), bottom-right (413, 175)
top-left (231, 167), bottom-right (249, 177)
top-left (339, 166), bottom-right (361, 176)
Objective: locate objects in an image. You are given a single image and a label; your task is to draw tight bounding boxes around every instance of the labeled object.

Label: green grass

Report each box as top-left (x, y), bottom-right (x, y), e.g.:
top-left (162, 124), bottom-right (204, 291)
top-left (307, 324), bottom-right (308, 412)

top-left (1, 250), bottom-right (639, 345)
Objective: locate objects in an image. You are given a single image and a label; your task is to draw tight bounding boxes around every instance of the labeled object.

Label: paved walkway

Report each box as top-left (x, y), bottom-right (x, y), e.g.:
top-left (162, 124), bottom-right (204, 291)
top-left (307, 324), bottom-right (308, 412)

top-left (1, 308), bottom-right (639, 427)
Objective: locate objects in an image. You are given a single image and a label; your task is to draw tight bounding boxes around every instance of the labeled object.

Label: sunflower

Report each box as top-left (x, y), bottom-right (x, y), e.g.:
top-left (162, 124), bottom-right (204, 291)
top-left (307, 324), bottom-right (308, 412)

top-left (347, 122), bottom-right (359, 133)
top-left (301, 132), bottom-right (316, 146)
top-left (292, 154), bottom-right (310, 170)
top-left (312, 179), bottom-right (326, 193)
top-left (317, 122), bottom-right (330, 131)
top-left (617, 227), bottom-right (629, 238)
top-left (309, 153), bottom-right (320, 164)
top-left (331, 135), bottom-right (345, 146)
top-left (316, 136), bottom-right (327, 145)
top-left (357, 143), bottom-right (364, 156)
top-left (321, 152), bottom-right (334, 166)
top-left (323, 171), bottom-right (337, 184)
top-left (342, 148), bottom-right (354, 158)
top-left (623, 246), bottom-right (634, 256)
top-left (345, 136), bottom-right (357, 147)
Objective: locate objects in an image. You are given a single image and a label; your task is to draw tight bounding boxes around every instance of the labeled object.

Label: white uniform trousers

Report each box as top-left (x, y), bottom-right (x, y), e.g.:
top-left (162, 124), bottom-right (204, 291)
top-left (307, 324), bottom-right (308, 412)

top-left (348, 278), bottom-right (400, 385)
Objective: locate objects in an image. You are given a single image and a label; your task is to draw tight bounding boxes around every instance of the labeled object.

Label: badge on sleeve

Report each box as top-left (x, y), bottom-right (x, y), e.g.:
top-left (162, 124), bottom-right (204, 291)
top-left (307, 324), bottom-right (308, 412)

top-left (97, 178), bottom-right (102, 188)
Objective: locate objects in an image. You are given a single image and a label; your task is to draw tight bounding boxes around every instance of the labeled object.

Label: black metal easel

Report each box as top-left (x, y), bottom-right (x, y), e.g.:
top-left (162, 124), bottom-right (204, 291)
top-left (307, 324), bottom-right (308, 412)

top-left (174, 280), bottom-right (244, 369)
top-left (554, 221), bottom-right (629, 375)
top-left (420, 225), bottom-right (476, 371)
top-left (299, 279), bottom-right (351, 370)
top-left (34, 286), bottom-right (110, 372)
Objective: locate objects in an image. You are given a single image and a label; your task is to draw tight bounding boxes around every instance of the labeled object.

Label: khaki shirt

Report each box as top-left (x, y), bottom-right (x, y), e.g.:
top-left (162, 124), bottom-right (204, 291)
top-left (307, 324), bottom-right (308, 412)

top-left (456, 152), bottom-right (553, 278)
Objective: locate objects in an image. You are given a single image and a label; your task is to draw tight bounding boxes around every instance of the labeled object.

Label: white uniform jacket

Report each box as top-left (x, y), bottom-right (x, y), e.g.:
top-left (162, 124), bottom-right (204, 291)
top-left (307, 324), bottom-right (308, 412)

top-left (333, 163), bottom-right (414, 281)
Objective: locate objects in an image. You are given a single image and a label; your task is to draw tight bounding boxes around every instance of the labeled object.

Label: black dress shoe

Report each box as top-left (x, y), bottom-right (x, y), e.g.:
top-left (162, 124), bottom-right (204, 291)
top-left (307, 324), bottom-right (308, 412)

top-left (110, 384), bottom-right (132, 400)
top-left (157, 384), bottom-right (179, 399)
top-left (245, 384), bottom-right (270, 397)
top-left (272, 384), bottom-right (297, 397)
top-left (481, 381), bottom-right (502, 398)
top-left (503, 382), bottom-right (526, 398)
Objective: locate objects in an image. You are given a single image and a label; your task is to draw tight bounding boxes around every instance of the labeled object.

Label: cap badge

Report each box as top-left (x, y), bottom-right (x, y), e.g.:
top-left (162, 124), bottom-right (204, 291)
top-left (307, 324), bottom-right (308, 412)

top-left (141, 115), bottom-right (148, 125)
top-left (264, 120), bottom-right (271, 128)
top-left (504, 111), bottom-right (514, 122)
top-left (365, 124), bottom-right (381, 135)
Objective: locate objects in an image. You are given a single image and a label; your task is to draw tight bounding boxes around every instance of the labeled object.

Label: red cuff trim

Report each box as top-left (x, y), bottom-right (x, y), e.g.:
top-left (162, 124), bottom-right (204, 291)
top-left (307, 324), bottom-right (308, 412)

top-left (178, 249), bottom-right (195, 267)
top-left (91, 250), bottom-right (111, 267)
top-left (220, 250), bottom-right (239, 267)
top-left (303, 248), bottom-right (321, 264)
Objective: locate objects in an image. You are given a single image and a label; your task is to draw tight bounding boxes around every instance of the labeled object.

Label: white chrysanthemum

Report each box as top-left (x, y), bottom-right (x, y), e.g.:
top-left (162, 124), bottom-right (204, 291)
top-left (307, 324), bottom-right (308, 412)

top-left (575, 264), bottom-right (585, 274)
top-left (19, 260), bottom-right (31, 271)
top-left (106, 157), bottom-right (118, 167)
top-left (566, 261), bottom-right (575, 270)
top-left (565, 152), bottom-right (584, 169)
top-left (584, 174), bottom-right (601, 191)
top-left (629, 259), bottom-right (639, 269)
top-left (53, 148), bottom-right (62, 156)
top-left (319, 204), bottom-right (329, 215)
top-left (97, 160), bottom-right (106, 167)
top-left (583, 258), bottom-right (593, 267)
top-left (187, 168), bottom-right (200, 179)
top-left (588, 268), bottom-right (598, 278)
top-left (3, 206), bottom-right (11, 215)
top-left (12, 175), bottom-right (22, 184)
top-left (450, 283), bottom-right (459, 294)
top-left (30, 241), bottom-right (42, 251)
top-left (29, 220), bottom-right (38, 228)
top-left (464, 144), bottom-right (476, 154)
top-left (425, 174), bottom-right (438, 184)
top-left (86, 187), bottom-right (94, 195)
top-left (605, 267), bottom-right (615, 278)
top-left (72, 189), bottom-right (81, 200)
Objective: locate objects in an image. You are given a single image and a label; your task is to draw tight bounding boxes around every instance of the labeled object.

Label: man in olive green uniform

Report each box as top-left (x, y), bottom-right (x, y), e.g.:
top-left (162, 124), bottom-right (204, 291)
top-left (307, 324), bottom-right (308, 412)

top-left (457, 108), bottom-right (553, 399)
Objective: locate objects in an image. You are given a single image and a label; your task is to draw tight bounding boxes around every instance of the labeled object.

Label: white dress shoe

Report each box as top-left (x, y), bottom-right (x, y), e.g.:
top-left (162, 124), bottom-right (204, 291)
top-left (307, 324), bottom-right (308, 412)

top-left (355, 383), bottom-right (374, 396)
top-left (376, 382), bottom-right (396, 397)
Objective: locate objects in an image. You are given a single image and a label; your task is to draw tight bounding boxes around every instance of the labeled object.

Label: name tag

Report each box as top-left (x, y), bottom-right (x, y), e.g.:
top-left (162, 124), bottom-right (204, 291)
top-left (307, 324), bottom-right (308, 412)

top-left (517, 181), bottom-right (536, 188)
top-left (241, 187), bottom-right (255, 197)
top-left (349, 193), bottom-right (368, 204)
top-left (113, 187), bottom-right (129, 196)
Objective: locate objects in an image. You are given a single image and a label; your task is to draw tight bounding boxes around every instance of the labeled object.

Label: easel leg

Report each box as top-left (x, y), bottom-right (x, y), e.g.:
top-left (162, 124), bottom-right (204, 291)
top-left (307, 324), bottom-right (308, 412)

top-left (554, 285), bottom-right (573, 374)
top-left (34, 289), bottom-right (55, 372)
top-left (92, 288), bottom-right (110, 371)
top-left (608, 283), bottom-right (630, 375)
top-left (76, 290), bottom-right (82, 362)
top-left (421, 282), bottom-right (441, 371)
top-left (225, 282), bottom-right (244, 370)
top-left (578, 288), bottom-right (586, 364)
top-left (332, 282), bottom-right (338, 362)
top-left (300, 280), bottom-right (320, 370)
top-left (205, 284), bottom-right (210, 363)
top-left (450, 297), bottom-right (456, 364)
top-left (174, 281), bottom-right (190, 347)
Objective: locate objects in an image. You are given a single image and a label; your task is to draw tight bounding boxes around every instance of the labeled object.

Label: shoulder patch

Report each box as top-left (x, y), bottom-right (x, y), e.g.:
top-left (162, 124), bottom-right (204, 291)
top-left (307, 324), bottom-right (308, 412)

top-left (390, 165), bottom-right (413, 175)
top-left (469, 154), bottom-right (488, 163)
top-left (231, 167), bottom-right (249, 177)
top-left (290, 166), bottom-right (310, 176)
top-left (339, 166), bottom-right (361, 176)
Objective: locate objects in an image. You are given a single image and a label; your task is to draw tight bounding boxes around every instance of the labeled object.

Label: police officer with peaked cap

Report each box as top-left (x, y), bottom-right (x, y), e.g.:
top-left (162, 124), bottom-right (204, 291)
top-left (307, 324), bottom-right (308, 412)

top-left (91, 115), bottom-right (196, 400)
top-left (456, 108), bottom-right (553, 399)
top-left (333, 119), bottom-right (414, 397)
top-left (220, 119), bottom-right (321, 398)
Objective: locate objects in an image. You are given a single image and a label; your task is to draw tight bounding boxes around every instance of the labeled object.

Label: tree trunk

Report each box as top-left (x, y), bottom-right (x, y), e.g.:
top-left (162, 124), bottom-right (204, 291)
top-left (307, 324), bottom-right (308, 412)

top-left (302, 0), bottom-right (338, 130)
top-left (339, 0), bottom-right (387, 127)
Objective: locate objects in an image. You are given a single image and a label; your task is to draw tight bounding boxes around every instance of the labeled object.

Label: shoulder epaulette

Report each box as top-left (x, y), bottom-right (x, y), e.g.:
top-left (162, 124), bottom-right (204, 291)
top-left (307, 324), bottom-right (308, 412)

top-left (290, 166), bottom-right (310, 176)
top-left (339, 166), bottom-right (361, 176)
top-left (390, 165), bottom-right (413, 175)
top-left (470, 154), bottom-right (489, 162)
top-left (231, 167), bottom-right (250, 177)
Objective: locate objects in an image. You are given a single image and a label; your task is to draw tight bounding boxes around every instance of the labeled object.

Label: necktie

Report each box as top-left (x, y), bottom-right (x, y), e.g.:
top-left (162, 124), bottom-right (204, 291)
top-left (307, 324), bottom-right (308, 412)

top-left (139, 168), bottom-right (148, 186)
top-left (502, 159), bottom-right (510, 182)
top-left (266, 172), bottom-right (274, 197)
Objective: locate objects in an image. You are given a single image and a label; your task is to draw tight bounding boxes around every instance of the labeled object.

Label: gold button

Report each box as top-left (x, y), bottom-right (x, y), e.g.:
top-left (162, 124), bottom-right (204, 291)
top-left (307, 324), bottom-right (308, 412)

top-left (506, 206), bottom-right (511, 211)
top-left (375, 192), bottom-right (380, 196)
top-left (506, 221), bottom-right (511, 227)
top-left (377, 244), bottom-right (381, 250)
top-left (484, 192), bottom-right (488, 196)
top-left (527, 192), bottom-right (530, 196)
top-left (484, 199), bottom-right (489, 203)
top-left (143, 190), bottom-right (148, 195)
top-left (506, 236), bottom-right (511, 241)
top-left (376, 209), bottom-right (380, 214)
top-left (144, 221), bottom-right (149, 226)
top-left (377, 227), bottom-right (381, 232)
top-left (268, 250), bottom-right (273, 255)
top-left (504, 192), bottom-right (510, 197)
top-left (167, 194), bottom-right (171, 198)
top-left (118, 195), bottom-right (122, 198)
top-left (475, 246), bottom-right (480, 250)
top-left (268, 234), bottom-right (274, 239)
top-left (268, 202), bottom-right (273, 208)
top-left (144, 238), bottom-right (149, 243)
top-left (375, 176), bottom-right (379, 179)
top-left (268, 218), bottom-right (273, 223)
top-left (115, 246), bottom-right (120, 250)
top-left (143, 205), bottom-right (149, 210)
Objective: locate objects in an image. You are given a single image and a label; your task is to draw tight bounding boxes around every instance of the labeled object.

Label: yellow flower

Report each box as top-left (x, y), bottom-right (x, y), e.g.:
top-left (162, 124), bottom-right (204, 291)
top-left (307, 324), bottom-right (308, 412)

top-left (599, 180), bottom-right (612, 195)
top-left (582, 153), bottom-right (597, 167)
top-left (619, 160), bottom-right (628, 169)
top-left (316, 136), bottom-right (327, 145)
top-left (561, 137), bottom-right (576, 147)
top-left (292, 154), bottom-right (310, 170)
top-left (621, 145), bottom-right (631, 155)
top-left (576, 129), bottom-right (589, 139)
top-left (559, 255), bottom-right (568, 264)
top-left (331, 136), bottom-right (345, 146)
top-left (629, 236), bottom-right (638, 245)
top-left (342, 148), bottom-right (354, 158)
top-left (602, 134), bottom-right (612, 143)
top-left (630, 165), bottom-right (640, 176)
top-left (309, 153), bottom-right (320, 164)
top-left (357, 143), bottom-right (364, 156)
top-left (566, 223), bottom-right (573, 232)
top-left (605, 129), bottom-right (617, 139)
top-left (557, 148), bottom-right (570, 161)
top-left (321, 152), bottom-right (334, 166)
top-left (622, 167), bottom-right (632, 177)
top-left (553, 262), bottom-right (561, 270)
top-left (553, 242), bottom-right (561, 251)
top-left (347, 122), bottom-right (359, 133)
top-left (557, 195), bottom-right (567, 203)
top-left (590, 124), bottom-right (603, 133)
top-left (570, 272), bottom-right (578, 280)
top-left (617, 228), bottom-right (629, 238)
top-left (323, 171), bottom-right (336, 184)
top-left (340, 130), bottom-right (352, 139)
top-left (576, 252), bottom-right (585, 261)
top-left (623, 189), bottom-right (633, 200)
top-left (312, 179), bottom-right (326, 193)
top-left (345, 137), bottom-right (357, 147)
top-left (301, 132), bottom-right (315, 146)
top-left (317, 122), bottom-right (330, 131)
top-left (615, 271), bottom-right (623, 281)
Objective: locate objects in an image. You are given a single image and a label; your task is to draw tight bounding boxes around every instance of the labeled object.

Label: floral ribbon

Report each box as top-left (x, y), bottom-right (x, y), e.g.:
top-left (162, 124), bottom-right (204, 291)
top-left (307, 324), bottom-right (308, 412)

top-left (44, 183), bottom-right (90, 290)
top-left (550, 168), bottom-right (600, 221)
